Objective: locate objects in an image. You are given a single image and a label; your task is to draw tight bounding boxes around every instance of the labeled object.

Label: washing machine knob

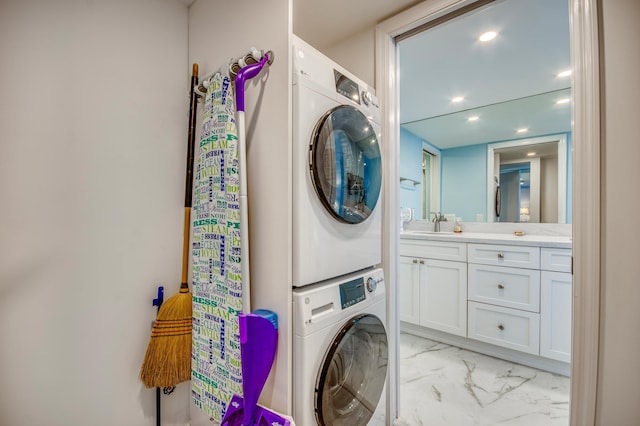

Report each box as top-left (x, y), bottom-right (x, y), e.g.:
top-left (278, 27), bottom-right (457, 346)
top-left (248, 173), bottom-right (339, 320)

top-left (366, 277), bottom-right (377, 293)
top-left (361, 90), bottom-right (372, 106)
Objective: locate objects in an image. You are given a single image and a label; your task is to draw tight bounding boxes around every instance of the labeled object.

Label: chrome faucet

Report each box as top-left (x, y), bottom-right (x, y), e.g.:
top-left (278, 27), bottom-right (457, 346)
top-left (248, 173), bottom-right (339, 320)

top-left (431, 212), bottom-right (445, 232)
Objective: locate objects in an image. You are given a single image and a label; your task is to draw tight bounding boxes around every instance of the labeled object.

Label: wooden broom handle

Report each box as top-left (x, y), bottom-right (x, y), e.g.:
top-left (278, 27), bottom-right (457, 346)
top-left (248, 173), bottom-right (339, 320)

top-left (181, 64), bottom-right (199, 289)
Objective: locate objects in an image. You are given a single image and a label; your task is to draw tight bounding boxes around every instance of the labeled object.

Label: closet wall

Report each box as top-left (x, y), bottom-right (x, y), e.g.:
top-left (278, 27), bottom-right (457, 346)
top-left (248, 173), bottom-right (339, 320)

top-left (0, 1), bottom-right (190, 424)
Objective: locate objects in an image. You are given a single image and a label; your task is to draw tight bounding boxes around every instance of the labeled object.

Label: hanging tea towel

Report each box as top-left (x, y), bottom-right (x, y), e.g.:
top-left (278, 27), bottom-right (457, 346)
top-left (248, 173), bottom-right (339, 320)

top-left (191, 72), bottom-right (244, 423)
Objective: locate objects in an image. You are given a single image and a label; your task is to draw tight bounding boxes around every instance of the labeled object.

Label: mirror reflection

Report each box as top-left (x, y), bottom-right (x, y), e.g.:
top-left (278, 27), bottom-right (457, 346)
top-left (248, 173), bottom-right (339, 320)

top-left (398, 0), bottom-right (572, 224)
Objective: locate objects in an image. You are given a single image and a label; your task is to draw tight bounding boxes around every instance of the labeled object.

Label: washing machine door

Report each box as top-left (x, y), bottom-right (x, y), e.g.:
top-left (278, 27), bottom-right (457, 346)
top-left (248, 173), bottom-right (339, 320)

top-left (315, 314), bottom-right (388, 426)
top-left (310, 105), bottom-right (382, 224)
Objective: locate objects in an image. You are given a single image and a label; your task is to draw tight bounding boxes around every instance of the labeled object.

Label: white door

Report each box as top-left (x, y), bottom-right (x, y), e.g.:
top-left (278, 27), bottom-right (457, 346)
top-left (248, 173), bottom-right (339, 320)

top-left (540, 270), bottom-right (572, 362)
top-left (398, 256), bottom-right (420, 325)
top-left (419, 259), bottom-right (467, 337)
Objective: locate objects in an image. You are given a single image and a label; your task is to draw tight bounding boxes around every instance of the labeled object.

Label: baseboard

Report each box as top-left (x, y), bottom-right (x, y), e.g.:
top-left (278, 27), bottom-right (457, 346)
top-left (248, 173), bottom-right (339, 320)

top-left (400, 322), bottom-right (571, 377)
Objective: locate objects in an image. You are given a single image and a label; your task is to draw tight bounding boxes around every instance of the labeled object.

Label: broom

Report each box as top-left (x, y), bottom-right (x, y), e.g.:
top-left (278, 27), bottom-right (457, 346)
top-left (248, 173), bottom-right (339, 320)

top-left (140, 63), bottom-right (199, 388)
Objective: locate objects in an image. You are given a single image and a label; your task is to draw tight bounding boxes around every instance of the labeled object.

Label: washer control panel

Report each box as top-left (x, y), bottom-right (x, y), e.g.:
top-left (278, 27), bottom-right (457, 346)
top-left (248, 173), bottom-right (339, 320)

top-left (339, 277), bottom-right (366, 309)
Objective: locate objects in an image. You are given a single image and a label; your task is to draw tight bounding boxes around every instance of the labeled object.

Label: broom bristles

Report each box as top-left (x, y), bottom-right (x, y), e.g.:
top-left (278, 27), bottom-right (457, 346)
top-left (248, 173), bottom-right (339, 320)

top-left (140, 287), bottom-right (192, 388)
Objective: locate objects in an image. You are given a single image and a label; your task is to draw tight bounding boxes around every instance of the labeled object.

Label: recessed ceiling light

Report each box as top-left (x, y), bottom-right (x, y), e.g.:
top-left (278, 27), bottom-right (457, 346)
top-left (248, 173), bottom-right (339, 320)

top-left (517, 128), bottom-right (528, 133)
top-left (527, 152), bottom-right (536, 157)
top-left (556, 98), bottom-right (571, 104)
top-left (451, 96), bottom-right (464, 103)
top-left (479, 31), bottom-right (498, 42)
top-left (468, 116), bottom-right (479, 122)
top-left (557, 69), bottom-right (572, 77)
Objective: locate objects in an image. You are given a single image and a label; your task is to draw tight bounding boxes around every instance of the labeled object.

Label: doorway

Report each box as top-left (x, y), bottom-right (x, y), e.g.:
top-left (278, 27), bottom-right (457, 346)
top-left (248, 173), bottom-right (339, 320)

top-left (377, 0), bottom-right (600, 425)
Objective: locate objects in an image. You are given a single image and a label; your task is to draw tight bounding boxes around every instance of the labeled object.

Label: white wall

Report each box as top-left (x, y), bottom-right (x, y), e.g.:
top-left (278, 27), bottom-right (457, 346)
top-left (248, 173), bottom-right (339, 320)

top-left (597, 0), bottom-right (640, 424)
top-left (188, 0), bottom-right (292, 424)
top-left (0, 1), bottom-right (189, 425)
top-left (323, 28), bottom-right (376, 88)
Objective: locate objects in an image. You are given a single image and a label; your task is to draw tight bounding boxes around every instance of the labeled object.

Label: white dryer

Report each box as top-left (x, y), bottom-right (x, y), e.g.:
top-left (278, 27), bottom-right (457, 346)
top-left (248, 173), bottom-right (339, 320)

top-left (292, 35), bottom-right (383, 287)
top-left (293, 268), bottom-right (387, 426)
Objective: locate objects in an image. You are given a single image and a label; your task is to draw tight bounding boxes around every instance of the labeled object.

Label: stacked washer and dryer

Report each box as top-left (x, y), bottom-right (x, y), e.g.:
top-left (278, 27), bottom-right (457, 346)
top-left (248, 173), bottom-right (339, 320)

top-left (291, 35), bottom-right (388, 426)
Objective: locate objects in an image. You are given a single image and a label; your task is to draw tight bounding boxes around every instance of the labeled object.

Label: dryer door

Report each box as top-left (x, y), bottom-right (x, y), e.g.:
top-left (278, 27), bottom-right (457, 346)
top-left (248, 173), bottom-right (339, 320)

top-left (310, 105), bottom-right (382, 224)
top-left (315, 314), bottom-right (388, 426)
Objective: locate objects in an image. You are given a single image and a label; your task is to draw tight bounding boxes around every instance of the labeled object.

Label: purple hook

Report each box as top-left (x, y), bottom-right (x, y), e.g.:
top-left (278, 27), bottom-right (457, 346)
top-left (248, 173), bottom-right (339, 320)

top-left (235, 53), bottom-right (271, 112)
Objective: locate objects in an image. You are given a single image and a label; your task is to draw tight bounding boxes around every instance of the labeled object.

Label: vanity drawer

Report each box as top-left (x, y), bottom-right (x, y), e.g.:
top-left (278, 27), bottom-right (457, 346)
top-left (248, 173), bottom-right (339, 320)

top-left (468, 243), bottom-right (540, 269)
top-left (541, 248), bottom-right (572, 273)
top-left (468, 301), bottom-right (540, 355)
top-left (468, 264), bottom-right (541, 312)
top-left (400, 240), bottom-right (466, 262)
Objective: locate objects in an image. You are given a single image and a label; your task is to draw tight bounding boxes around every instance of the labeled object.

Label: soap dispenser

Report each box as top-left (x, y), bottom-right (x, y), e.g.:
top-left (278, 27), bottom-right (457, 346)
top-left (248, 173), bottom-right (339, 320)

top-left (454, 217), bottom-right (463, 233)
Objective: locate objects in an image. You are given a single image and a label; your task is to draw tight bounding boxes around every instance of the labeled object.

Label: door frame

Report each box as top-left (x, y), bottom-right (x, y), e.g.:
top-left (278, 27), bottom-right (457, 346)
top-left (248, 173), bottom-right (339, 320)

top-left (375, 0), bottom-right (601, 424)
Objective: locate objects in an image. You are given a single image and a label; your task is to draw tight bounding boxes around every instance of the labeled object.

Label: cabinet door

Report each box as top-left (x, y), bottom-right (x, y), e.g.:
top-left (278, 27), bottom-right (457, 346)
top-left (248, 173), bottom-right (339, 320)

top-left (468, 263), bottom-right (541, 312)
top-left (468, 301), bottom-right (540, 355)
top-left (540, 271), bottom-right (572, 362)
top-left (399, 256), bottom-right (420, 325)
top-left (419, 259), bottom-right (467, 337)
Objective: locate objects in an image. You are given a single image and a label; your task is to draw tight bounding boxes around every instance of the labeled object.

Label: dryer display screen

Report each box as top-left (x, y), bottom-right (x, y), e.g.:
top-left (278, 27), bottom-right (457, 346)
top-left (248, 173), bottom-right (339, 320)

top-left (334, 70), bottom-right (360, 104)
top-left (339, 278), bottom-right (366, 309)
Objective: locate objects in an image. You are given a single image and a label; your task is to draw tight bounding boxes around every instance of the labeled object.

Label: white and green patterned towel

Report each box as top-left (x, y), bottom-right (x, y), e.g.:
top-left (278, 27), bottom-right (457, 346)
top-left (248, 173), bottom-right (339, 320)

top-left (191, 72), bottom-right (244, 422)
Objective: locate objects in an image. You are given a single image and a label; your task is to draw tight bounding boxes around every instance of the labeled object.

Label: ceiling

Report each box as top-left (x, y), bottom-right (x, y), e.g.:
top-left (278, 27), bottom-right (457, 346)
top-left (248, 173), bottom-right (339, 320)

top-left (293, 0), bottom-right (422, 50)
top-left (399, 0), bottom-right (571, 149)
top-left (295, 0), bottom-right (572, 151)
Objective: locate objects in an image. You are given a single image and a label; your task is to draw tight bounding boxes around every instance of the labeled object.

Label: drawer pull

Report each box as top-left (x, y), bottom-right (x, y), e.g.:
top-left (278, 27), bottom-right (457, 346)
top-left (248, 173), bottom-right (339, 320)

top-left (419, 260), bottom-right (425, 264)
top-left (498, 324), bottom-right (505, 331)
top-left (498, 284), bottom-right (505, 289)
top-left (412, 259), bottom-right (418, 264)
top-left (497, 252), bottom-right (505, 259)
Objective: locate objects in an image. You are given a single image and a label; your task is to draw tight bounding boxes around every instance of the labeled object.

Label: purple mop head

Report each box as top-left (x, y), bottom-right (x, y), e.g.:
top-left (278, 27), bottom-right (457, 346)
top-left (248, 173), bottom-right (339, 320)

top-left (221, 311), bottom-right (291, 426)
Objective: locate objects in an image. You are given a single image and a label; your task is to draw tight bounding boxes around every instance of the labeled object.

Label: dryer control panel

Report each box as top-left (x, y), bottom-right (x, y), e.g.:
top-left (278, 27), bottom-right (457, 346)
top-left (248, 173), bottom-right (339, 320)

top-left (334, 70), bottom-right (361, 105)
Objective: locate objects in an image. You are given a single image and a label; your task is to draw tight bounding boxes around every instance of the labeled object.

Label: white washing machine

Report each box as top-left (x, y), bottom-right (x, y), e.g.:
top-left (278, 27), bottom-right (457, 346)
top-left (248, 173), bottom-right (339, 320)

top-left (293, 268), bottom-right (387, 426)
top-left (292, 35), bottom-right (383, 287)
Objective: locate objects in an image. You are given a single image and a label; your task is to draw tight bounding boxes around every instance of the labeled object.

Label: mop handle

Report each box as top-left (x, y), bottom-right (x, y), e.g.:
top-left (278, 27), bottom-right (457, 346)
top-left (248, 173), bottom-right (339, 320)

top-left (235, 52), bottom-right (271, 113)
top-left (234, 53), bottom-right (272, 314)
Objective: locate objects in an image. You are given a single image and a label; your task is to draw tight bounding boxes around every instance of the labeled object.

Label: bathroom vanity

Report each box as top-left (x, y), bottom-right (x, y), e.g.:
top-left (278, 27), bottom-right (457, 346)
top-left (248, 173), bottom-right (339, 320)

top-left (399, 230), bottom-right (572, 375)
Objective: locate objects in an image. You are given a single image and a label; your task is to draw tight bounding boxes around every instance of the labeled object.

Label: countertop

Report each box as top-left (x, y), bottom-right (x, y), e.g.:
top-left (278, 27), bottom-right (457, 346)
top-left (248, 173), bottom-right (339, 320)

top-left (400, 231), bottom-right (572, 249)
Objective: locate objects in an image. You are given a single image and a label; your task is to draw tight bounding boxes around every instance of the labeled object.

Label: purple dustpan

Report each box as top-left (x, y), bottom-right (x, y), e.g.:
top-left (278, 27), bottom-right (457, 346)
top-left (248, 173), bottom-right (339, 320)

top-left (221, 310), bottom-right (291, 426)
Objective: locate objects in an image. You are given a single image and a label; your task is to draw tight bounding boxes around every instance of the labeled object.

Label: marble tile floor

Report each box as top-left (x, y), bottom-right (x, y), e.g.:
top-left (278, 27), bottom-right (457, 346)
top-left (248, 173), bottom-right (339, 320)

top-left (396, 333), bottom-right (570, 426)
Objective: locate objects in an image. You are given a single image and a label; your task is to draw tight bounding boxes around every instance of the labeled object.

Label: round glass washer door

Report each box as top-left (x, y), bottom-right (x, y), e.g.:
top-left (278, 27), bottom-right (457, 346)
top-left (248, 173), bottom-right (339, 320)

top-left (310, 105), bottom-right (382, 224)
top-left (315, 314), bottom-right (388, 426)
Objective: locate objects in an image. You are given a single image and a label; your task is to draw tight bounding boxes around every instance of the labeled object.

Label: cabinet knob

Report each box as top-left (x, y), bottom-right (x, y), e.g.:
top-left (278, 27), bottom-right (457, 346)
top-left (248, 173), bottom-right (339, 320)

top-left (419, 260), bottom-right (425, 264)
top-left (412, 259), bottom-right (418, 264)
top-left (497, 252), bottom-right (505, 259)
top-left (498, 283), bottom-right (505, 289)
top-left (498, 324), bottom-right (505, 331)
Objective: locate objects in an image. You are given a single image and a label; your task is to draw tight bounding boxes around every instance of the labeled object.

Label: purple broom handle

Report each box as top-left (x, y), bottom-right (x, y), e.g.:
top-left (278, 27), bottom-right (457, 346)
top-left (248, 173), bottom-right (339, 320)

top-left (235, 52), bottom-right (271, 112)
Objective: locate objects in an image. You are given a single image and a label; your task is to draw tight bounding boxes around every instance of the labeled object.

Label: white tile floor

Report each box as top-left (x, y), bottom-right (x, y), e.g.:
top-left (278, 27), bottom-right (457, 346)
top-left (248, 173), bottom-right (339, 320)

top-left (397, 333), bottom-right (570, 426)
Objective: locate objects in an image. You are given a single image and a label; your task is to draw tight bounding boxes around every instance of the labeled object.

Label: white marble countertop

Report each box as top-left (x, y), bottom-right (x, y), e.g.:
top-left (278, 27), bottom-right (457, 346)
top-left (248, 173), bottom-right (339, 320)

top-left (400, 230), bottom-right (572, 248)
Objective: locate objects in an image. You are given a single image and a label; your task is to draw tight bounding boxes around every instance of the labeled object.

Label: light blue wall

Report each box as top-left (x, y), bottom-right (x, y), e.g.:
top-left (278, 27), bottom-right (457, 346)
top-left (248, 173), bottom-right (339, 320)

top-left (441, 144), bottom-right (488, 222)
top-left (399, 127), bottom-right (423, 216)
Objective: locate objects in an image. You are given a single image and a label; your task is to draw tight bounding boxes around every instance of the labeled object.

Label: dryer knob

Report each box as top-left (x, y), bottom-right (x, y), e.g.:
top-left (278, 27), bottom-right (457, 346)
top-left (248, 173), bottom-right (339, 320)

top-left (361, 90), bottom-right (372, 106)
top-left (366, 277), bottom-right (377, 293)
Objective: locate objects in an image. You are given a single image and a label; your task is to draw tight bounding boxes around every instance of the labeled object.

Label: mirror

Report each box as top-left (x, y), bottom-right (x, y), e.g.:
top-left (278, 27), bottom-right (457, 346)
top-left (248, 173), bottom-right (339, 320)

top-left (488, 134), bottom-right (568, 224)
top-left (398, 0), bottom-right (572, 224)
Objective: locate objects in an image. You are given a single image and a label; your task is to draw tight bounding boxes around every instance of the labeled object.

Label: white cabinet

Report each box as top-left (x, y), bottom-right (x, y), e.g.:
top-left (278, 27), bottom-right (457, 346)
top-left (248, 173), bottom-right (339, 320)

top-left (467, 244), bottom-right (542, 354)
top-left (468, 301), bottom-right (540, 355)
top-left (419, 258), bottom-right (467, 336)
top-left (399, 241), bottom-right (467, 337)
top-left (468, 263), bottom-right (540, 312)
top-left (400, 238), bottom-right (572, 368)
top-left (540, 267), bottom-right (572, 362)
top-left (399, 256), bottom-right (420, 325)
